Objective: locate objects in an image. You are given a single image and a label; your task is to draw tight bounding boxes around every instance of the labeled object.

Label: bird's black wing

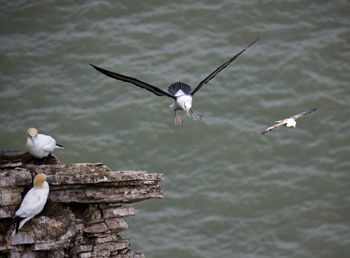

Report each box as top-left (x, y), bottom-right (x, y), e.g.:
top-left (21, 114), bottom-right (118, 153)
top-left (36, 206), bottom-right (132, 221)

top-left (291, 108), bottom-right (317, 120)
top-left (90, 64), bottom-right (176, 100)
top-left (11, 215), bottom-right (25, 235)
top-left (191, 38), bottom-right (259, 96)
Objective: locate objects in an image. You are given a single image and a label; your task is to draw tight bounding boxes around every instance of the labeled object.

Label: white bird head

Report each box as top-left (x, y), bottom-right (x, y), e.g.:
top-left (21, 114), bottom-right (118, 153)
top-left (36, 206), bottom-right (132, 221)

top-left (177, 95), bottom-right (192, 118)
top-left (33, 173), bottom-right (47, 188)
top-left (285, 119), bottom-right (297, 128)
top-left (26, 128), bottom-right (38, 145)
top-left (184, 102), bottom-right (192, 118)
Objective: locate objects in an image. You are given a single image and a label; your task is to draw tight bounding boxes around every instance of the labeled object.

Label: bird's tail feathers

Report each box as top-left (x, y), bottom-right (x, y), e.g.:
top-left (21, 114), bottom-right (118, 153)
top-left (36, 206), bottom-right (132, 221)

top-left (55, 144), bottom-right (64, 149)
top-left (168, 82), bottom-right (191, 96)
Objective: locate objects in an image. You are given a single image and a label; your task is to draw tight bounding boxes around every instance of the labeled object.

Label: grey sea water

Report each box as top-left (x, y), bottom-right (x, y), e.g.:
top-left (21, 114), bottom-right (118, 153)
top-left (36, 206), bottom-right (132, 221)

top-left (1, 0), bottom-right (349, 257)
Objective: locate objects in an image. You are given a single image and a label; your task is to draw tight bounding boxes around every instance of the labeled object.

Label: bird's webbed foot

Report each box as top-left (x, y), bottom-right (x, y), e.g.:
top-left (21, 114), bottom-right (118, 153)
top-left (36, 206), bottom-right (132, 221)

top-left (191, 109), bottom-right (203, 121)
top-left (174, 113), bottom-right (183, 126)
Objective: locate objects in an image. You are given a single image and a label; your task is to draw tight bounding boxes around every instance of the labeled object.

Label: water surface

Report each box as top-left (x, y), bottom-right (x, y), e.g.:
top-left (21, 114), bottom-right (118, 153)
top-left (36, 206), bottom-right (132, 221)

top-left (1, 1), bottom-right (349, 257)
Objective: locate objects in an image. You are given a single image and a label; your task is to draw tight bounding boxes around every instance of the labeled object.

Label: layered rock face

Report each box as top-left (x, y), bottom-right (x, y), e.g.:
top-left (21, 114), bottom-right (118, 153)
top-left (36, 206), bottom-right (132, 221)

top-left (0, 154), bottom-right (163, 257)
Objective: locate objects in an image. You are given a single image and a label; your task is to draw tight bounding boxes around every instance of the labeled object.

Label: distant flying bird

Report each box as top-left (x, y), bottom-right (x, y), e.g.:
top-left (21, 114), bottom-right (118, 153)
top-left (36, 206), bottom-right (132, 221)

top-left (12, 173), bottom-right (52, 236)
top-left (91, 38), bottom-right (259, 126)
top-left (261, 108), bottom-right (317, 135)
top-left (26, 128), bottom-right (64, 159)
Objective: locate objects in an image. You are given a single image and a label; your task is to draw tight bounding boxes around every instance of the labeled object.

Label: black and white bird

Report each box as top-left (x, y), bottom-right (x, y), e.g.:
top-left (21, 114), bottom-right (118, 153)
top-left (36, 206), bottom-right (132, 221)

top-left (91, 38), bottom-right (259, 126)
top-left (11, 173), bottom-right (52, 236)
top-left (26, 128), bottom-right (64, 159)
top-left (261, 108), bottom-right (317, 135)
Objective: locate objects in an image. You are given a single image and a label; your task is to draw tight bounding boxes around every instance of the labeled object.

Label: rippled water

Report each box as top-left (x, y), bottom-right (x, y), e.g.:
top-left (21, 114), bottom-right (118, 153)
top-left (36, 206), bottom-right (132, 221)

top-left (1, 1), bottom-right (349, 257)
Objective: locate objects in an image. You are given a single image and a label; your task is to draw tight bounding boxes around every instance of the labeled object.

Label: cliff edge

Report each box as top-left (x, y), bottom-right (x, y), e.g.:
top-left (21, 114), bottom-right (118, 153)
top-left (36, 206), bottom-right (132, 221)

top-left (0, 153), bottom-right (163, 257)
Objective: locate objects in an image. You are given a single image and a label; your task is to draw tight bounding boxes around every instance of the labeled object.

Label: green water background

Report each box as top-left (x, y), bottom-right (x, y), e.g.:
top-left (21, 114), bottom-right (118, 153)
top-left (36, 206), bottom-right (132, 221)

top-left (1, 1), bottom-right (349, 257)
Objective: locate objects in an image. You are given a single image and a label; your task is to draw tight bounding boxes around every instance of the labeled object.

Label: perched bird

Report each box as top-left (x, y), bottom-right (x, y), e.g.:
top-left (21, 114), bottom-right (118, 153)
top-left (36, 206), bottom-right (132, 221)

top-left (91, 38), bottom-right (259, 126)
top-left (11, 173), bottom-right (52, 236)
top-left (26, 128), bottom-right (63, 158)
top-left (261, 108), bottom-right (317, 135)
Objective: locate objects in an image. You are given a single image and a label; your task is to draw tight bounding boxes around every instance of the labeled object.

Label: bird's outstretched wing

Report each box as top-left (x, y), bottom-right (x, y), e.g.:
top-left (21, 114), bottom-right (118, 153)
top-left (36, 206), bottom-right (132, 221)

top-left (291, 108), bottom-right (317, 120)
top-left (90, 64), bottom-right (176, 100)
top-left (190, 38), bottom-right (259, 96)
top-left (260, 120), bottom-right (286, 135)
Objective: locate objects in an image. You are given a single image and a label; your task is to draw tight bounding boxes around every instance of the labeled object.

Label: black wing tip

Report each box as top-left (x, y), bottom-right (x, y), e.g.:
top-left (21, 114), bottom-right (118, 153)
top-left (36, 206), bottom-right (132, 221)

top-left (250, 37), bottom-right (260, 45)
top-left (15, 223), bottom-right (19, 234)
top-left (90, 64), bottom-right (100, 70)
top-left (11, 216), bottom-right (24, 234)
top-left (303, 107), bottom-right (317, 116)
top-left (11, 215), bottom-right (24, 223)
top-left (245, 37), bottom-right (260, 49)
top-left (90, 64), bottom-right (106, 72)
top-left (90, 64), bottom-right (111, 76)
top-left (56, 143), bottom-right (64, 148)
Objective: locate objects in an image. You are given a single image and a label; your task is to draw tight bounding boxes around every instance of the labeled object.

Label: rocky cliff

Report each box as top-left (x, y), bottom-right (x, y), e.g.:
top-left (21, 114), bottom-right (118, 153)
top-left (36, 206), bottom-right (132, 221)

top-left (0, 153), bottom-right (163, 257)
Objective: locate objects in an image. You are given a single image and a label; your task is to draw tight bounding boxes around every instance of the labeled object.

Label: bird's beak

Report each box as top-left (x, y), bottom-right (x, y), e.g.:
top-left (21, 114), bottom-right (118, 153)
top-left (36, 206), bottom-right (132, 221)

top-left (31, 136), bottom-right (35, 146)
top-left (46, 175), bottom-right (55, 183)
top-left (186, 109), bottom-right (190, 119)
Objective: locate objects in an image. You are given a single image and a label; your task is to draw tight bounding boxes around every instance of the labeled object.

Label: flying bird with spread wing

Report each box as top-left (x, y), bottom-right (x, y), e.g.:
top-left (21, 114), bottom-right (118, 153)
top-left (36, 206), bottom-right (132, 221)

top-left (261, 108), bottom-right (317, 135)
top-left (91, 38), bottom-right (259, 126)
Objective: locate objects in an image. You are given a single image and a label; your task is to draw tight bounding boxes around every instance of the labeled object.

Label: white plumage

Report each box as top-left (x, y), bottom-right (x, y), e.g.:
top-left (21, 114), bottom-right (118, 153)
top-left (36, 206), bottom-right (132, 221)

top-left (169, 89), bottom-right (193, 114)
top-left (12, 173), bottom-right (50, 236)
top-left (26, 128), bottom-right (63, 158)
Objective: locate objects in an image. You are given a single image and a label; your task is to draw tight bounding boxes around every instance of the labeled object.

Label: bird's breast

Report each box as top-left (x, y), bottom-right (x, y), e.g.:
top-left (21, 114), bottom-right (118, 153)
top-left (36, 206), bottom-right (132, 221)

top-left (176, 95), bottom-right (192, 105)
